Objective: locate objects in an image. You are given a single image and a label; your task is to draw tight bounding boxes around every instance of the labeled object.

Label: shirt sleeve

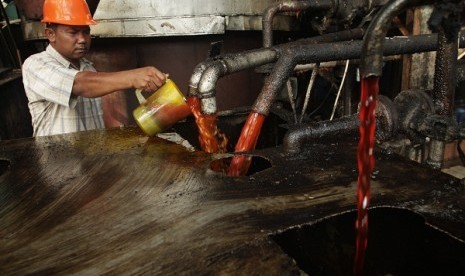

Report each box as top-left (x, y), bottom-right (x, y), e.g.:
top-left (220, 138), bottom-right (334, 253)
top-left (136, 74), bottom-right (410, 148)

top-left (22, 55), bottom-right (79, 108)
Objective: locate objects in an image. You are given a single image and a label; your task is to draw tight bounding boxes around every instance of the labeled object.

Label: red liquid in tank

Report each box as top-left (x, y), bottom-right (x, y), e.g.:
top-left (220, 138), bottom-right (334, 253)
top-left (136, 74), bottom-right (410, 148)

top-left (354, 76), bottom-right (379, 276)
top-left (227, 112), bottom-right (265, 176)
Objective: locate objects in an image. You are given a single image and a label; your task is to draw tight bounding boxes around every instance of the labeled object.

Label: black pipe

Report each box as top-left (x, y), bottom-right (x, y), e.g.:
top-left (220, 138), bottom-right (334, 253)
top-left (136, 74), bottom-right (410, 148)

top-left (283, 115), bottom-right (359, 154)
top-left (262, 0), bottom-right (334, 48)
top-left (359, 0), bottom-right (434, 78)
top-left (252, 32), bottom-right (465, 115)
top-left (429, 0), bottom-right (464, 117)
top-left (195, 28), bottom-right (365, 115)
top-left (433, 27), bottom-right (458, 116)
top-left (277, 28), bottom-right (365, 48)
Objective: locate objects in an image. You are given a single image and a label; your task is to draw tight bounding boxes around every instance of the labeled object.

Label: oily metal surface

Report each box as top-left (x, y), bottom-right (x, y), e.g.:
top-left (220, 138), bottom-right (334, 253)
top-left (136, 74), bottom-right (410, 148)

top-left (0, 127), bottom-right (464, 275)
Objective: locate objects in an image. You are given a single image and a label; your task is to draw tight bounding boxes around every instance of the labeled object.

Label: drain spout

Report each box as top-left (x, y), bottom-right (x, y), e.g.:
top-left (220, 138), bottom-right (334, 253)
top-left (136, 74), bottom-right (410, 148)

top-left (284, 115), bottom-right (359, 154)
top-left (188, 59), bottom-right (217, 97)
top-left (360, 0), bottom-right (435, 78)
top-left (197, 48), bottom-right (279, 115)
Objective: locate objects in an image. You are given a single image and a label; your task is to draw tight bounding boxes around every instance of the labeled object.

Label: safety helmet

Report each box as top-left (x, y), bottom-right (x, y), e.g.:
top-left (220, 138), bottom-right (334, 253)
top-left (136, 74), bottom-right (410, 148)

top-left (42, 0), bottom-right (96, 25)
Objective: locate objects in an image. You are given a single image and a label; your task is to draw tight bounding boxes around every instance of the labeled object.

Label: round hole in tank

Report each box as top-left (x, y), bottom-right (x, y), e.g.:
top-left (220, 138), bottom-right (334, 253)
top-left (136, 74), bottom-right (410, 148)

top-left (0, 159), bottom-right (11, 176)
top-left (270, 207), bottom-right (465, 276)
top-left (209, 155), bottom-right (271, 176)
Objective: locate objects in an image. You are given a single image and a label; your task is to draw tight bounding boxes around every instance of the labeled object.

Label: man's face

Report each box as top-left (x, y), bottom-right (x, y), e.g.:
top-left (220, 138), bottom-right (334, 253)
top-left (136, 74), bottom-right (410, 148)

top-left (45, 24), bottom-right (91, 64)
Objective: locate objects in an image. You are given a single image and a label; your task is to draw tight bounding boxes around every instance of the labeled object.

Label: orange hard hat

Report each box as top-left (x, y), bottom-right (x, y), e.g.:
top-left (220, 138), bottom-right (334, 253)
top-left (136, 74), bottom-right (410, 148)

top-left (42, 0), bottom-right (96, 25)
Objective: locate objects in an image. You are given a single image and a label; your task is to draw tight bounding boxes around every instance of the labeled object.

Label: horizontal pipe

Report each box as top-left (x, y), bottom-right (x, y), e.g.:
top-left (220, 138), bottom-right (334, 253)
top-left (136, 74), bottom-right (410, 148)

top-left (197, 48), bottom-right (279, 114)
top-left (195, 28), bottom-right (366, 115)
top-left (252, 31), bottom-right (465, 115)
top-left (283, 115), bottom-right (359, 154)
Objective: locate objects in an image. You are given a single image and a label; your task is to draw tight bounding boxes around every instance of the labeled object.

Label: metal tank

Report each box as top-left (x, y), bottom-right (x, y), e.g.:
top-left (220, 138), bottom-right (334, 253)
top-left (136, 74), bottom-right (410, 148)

top-left (19, 0), bottom-right (296, 39)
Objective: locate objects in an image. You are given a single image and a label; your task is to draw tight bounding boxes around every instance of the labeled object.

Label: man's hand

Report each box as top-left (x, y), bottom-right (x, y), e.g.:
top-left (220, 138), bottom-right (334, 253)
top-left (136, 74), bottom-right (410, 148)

top-left (73, 66), bottom-right (168, 98)
top-left (130, 66), bottom-right (167, 93)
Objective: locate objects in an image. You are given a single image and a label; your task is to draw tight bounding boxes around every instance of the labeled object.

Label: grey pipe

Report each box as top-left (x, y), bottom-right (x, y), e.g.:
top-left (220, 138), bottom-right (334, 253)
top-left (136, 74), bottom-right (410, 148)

top-left (188, 59), bottom-right (217, 97)
top-left (253, 32), bottom-right (465, 116)
top-left (359, 0), bottom-right (434, 78)
top-left (262, 0), bottom-right (334, 48)
top-left (197, 48), bottom-right (279, 114)
top-left (196, 28), bottom-right (365, 115)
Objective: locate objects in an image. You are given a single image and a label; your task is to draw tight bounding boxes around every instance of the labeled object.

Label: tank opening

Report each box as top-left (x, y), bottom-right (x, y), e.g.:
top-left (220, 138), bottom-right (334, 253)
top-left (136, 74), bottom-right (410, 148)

top-left (172, 110), bottom-right (288, 152)
top-left (209, 155), bottom-right (271, 176)
top-left (0, 159), bottom-right (10, 176)
top-left (270, 207), bottom-right (465, 276)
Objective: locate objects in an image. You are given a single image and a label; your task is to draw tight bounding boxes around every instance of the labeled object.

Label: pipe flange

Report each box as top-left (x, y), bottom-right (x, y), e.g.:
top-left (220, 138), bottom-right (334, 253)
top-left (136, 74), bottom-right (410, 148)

top-left (393, 89), bottom-right (435, 140)
top-left (418, 114), bottom-right (459, 142)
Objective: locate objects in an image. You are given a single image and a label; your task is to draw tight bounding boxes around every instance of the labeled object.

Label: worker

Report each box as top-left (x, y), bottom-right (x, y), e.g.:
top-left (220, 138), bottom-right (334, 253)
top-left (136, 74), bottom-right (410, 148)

top-left (22, 0), bottom-right (167, 137)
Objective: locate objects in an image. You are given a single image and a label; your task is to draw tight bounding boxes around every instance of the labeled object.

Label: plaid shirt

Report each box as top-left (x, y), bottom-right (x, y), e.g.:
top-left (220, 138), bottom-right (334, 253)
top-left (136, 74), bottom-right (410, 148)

top-left (22, 45), bottom-right (104, 137)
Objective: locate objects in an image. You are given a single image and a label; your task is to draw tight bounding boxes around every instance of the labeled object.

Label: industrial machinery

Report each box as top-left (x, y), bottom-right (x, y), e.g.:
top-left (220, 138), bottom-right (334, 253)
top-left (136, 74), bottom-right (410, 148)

top-left (1, 0), bottom-right (465, 275)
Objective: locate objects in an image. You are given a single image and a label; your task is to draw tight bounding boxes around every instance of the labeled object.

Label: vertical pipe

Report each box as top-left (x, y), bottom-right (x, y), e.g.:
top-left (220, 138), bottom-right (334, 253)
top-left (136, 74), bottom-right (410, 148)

top-left (432, 26), bottom-right (459, 116)
top-left (262, 0), bottom-right (333, 48)
top-left (360, 0), bottom-right (432, 78)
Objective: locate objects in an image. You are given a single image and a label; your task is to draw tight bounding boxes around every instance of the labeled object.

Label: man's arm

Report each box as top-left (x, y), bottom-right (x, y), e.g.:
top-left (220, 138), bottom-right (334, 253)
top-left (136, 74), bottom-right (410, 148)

top-left (72, 66), bottom-right (166, 98)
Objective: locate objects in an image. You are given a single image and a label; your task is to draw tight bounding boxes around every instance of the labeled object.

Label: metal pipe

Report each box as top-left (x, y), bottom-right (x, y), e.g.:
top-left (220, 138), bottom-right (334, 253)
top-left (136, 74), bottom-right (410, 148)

top-left (425, 139), bottom-right (446, 169)
top-left (284, 94), bottom-right (398, 154)
top-left (359, 0), bottom-right (434, 78)
top-left (283, 115), bottom-right (359, 154)
top-left (283, 28), bottom-right (365, 48)
top-left (262, 0), bottom-right (334, 48)
top-left (188, 59), bottom-right (217, 97)
top-left (432, 24), bottom-right (459, 116)
top-left (253, 32), bottom-right (465, 116)
top-left (196, 28), bottom-right (365, 115)
top-left (197, 48), bottom-right (279, 114)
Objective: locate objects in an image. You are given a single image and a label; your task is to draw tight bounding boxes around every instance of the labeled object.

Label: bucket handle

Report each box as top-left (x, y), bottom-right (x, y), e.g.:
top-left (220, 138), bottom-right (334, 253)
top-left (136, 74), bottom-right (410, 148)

top-left (135, 89), bottom-right (146, 104)
top-left (135, 75), bottom-right (170, 104)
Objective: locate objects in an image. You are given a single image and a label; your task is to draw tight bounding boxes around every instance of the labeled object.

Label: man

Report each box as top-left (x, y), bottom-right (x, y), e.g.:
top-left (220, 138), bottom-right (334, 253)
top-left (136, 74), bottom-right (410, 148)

top-left (22, 0), bottom-right (167, 136)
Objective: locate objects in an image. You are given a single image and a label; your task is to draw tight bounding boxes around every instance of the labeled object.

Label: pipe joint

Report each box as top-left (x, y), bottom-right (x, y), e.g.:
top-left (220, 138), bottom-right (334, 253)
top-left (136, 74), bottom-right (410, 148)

top-left (200, 97), bottom-right (218, 115)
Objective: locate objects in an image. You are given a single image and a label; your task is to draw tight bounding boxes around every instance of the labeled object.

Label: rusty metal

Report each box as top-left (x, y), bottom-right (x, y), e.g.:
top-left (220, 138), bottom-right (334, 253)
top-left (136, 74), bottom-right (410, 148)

top-left (1, 127), bottom-right (465, 274)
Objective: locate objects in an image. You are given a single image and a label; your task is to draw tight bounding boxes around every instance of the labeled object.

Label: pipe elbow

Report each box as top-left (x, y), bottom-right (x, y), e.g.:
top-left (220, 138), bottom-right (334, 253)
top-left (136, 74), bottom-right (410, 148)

top-left (283, 127), bottom-right (308, 154)
top-left (189, 60), bottom-right (216, 97)
top-left (197, 60), bottom-right (227, 115)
